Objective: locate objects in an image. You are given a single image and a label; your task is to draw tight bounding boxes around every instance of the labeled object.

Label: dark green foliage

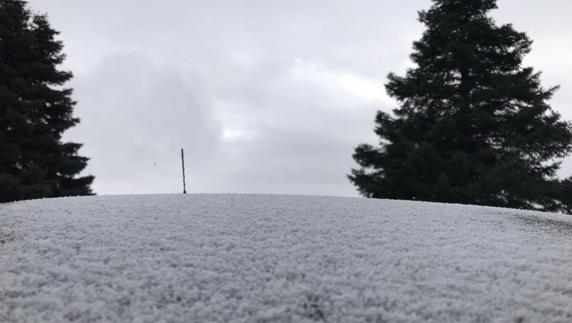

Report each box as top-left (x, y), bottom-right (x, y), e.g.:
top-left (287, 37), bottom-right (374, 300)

top-left (350, 0), bottom-right (572, 212)
top-left (0, 0), bottom-right (93, 202)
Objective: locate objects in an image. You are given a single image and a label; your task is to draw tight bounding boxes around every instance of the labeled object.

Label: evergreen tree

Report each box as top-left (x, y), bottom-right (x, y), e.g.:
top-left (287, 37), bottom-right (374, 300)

top-left (0, 0), bottom-right (93, 202)
top-left (350, 0), bottom-right (572, 212)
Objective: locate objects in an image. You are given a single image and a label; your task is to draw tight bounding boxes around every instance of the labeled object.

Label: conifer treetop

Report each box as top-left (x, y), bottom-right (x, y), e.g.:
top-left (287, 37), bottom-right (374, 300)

top-left (350, 0), bottom-right (572, 213)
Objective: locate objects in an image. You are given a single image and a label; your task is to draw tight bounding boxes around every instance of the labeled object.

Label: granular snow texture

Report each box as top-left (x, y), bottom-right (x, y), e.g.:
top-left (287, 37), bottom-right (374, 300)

top-left (0, 194), bottom-right (571, 322)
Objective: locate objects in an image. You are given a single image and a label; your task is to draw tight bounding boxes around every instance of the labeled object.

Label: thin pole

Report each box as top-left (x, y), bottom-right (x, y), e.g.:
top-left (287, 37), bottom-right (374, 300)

top-left (181, 148), bottom-right (187, 194)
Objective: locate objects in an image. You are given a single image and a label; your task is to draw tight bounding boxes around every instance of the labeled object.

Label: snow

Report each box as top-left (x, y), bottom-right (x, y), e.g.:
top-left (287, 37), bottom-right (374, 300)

top-left (1, 194), bottom-right (571, 322)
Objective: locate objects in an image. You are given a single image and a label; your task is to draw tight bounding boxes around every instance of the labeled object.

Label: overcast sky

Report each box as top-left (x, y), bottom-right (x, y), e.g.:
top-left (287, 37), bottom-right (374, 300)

top-left (26, 0), bottom-right (572, 197)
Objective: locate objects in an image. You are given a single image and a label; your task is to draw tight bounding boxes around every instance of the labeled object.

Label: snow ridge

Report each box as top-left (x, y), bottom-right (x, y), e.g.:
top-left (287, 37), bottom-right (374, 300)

top-left (0, 194), bottom-right (571, 322)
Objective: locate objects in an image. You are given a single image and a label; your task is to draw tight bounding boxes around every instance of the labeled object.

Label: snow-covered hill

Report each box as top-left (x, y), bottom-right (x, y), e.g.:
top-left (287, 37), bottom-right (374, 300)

top-left (1, 194), bottom-right (571, 322)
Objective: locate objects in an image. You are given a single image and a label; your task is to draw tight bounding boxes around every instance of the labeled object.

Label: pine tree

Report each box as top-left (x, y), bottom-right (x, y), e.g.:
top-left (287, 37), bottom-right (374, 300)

top-left (350, 0), bottom-right (572, 212)
top-left (0, 0), bottom-right (93, 202)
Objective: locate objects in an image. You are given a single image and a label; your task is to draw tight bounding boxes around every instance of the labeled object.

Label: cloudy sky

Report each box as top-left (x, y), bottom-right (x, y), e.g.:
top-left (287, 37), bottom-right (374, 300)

top-left (26, 0), bottom-right (572, 197)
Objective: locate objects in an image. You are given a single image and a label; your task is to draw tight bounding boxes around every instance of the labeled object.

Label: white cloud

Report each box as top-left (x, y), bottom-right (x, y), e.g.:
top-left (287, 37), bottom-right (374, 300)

top-left (28, 0), bottom-right (572, 195)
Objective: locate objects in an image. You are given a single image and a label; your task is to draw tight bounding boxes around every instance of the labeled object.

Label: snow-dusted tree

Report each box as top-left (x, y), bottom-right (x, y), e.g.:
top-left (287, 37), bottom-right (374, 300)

top-left (350, 0), bottom-right (572, 212)
top-left (0, 0), bottom-right (93, 202)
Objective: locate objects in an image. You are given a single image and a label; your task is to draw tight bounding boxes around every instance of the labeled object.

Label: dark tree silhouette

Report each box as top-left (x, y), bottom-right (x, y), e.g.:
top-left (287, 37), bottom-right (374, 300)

top-left (350, 0), bottom-right (572, 212)
top-left (0, 0), bottom-right (93, 202)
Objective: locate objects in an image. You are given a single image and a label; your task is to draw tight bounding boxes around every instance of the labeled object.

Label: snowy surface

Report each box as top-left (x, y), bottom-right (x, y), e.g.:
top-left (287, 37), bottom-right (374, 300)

top-left (1, 194), bottom-right (572, 322)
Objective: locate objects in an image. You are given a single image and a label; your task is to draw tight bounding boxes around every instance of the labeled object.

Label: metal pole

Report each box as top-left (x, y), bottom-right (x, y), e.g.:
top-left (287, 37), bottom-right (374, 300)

top-left (181, 148), bottom-right (187, 194)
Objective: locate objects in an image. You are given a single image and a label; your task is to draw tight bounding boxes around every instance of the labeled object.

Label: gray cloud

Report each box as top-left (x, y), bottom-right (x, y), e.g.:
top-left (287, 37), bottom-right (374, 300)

top-left (28, 0), bottom-right (572, 195)
top-left (66, 54), bottom-right (220, 194)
